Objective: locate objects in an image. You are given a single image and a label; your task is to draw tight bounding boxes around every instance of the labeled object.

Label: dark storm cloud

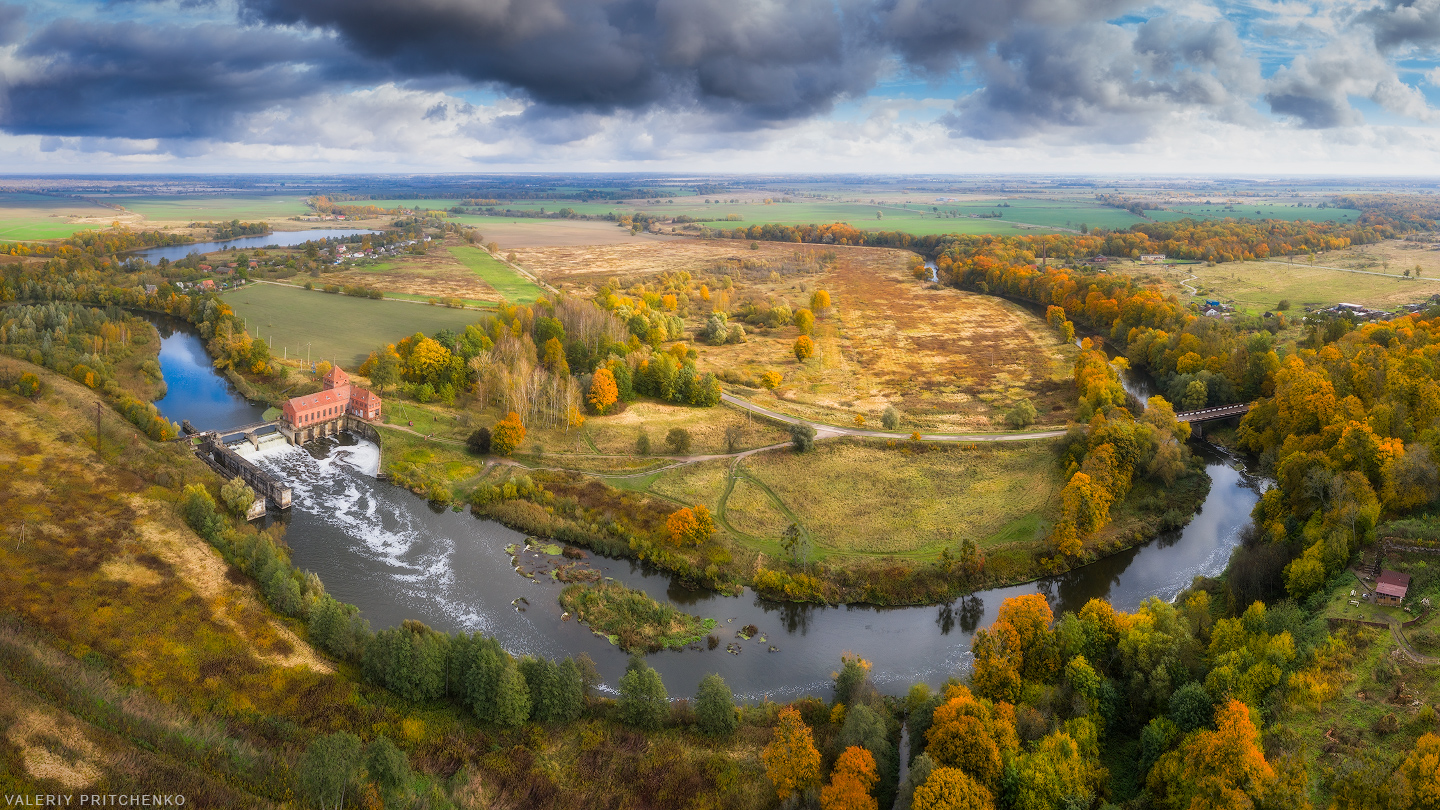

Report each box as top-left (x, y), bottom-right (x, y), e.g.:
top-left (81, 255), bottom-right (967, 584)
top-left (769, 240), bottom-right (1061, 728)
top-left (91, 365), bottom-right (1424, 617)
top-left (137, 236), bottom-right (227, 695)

top-left (944, 16), bottom-right (1259, 142)
top-left (0, 3), bottom-right (25, 45)
top-left (236, 0), bottom-right (885, 123)
top-left (1358, 0), bottom-right (1440, 51)
top-left (1, 18), bottom-right (374, 139)
top-left (878, 0), bottom-right (1140, 74)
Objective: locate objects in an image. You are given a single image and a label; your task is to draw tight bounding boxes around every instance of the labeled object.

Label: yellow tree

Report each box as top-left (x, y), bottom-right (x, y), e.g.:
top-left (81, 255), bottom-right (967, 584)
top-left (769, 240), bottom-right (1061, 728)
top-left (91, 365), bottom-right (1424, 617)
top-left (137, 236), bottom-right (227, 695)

top-left (911, 768), bottom-right (993, 810)
top-left (491, 412), bottom-right (526, 456)
top-left (541, 336), bottom-right (569, 376)
top-left (811, 289), bottom-right (831, 312)
top-left (1399, 733), bottom-right (1440, 810)
top-left (795, 308), bottom-right (816, 335)
top-left (588, 368), bottom-right (619, 414)
top-left (1147, 699), bottom-right (1279, 810)
top-left (820, 746), bottom-right (878, 810)
top-left (762, 707), bottom-right (821, 801)
top-left (794, 335), bottom-right (815, 362)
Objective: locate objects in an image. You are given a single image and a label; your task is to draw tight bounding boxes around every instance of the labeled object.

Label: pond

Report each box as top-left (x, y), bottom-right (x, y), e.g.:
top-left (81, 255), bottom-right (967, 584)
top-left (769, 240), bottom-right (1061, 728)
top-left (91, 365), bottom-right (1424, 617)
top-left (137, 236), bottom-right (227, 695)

top-left (148, 318), bottom-right (1264, 699)
top-left (132, 229), bottom-right (380, 264)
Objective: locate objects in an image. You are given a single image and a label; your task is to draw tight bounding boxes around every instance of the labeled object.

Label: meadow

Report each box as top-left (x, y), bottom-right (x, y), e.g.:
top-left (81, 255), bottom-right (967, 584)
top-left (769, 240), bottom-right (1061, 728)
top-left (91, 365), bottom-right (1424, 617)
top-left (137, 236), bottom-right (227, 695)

top-left (461, 198), bottom-right (1137, 236)
top-left (221, 282), bottom-right (487, 367)
top-left (0, 192), bottom-right (119, 240)
top-left (104, 194), bottom-right (311, 222)
top-left (448, 243), bottom-right (549, 303)
top-left (1122, 254), bottom-right (1438, 313)
top-left (1155, 202), bottom-right (1363, 223)
top-left (529, 238), bottom-right (1077, 430)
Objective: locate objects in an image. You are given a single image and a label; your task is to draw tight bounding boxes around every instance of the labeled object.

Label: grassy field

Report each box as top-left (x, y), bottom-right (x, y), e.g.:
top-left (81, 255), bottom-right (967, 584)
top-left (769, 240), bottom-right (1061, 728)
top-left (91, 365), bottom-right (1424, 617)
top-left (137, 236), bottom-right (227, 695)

top-left (105, 194), bottom-right (311, 222)
top-left (0, 192), bottom-right (119, 240)
top-left (1153, 203), bottom-right (1362, 223)
top-left (459, 197), bottom-right (1142, 236)
top-left (448, 244), bottom-right (548, 303)
top-left (734, 440), bottom-right (1065, 559)
top-left (1116, 252), bottom-right (1438, 313)
top-left (221, 282), bottom-right (487, 367)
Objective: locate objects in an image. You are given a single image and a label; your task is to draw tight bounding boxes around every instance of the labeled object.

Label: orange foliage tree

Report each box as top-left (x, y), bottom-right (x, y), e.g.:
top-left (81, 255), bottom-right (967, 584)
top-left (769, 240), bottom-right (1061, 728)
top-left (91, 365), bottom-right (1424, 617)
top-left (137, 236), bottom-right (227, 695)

top-left (665, 505), bottom-right (714, 546)
top-left (762, 707), bottom-right (821, 801)
top-left (588, 368), bottom-right (619, 414)
top-left (491, 412), bottom-right (526, 456)
top-left (911, 767), bottom-right (993, 810)
top-left (794, 335), bottom-right (815, 362)
top-left (820, 746), bottom-right (878, 810)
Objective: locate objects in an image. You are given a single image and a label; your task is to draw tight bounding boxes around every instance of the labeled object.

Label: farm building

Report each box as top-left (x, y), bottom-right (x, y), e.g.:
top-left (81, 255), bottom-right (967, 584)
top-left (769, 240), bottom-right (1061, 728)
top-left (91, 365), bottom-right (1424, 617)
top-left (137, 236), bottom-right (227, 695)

top-left (1140, 254), bottom-right (1167, 264)
top-left (1376, 570), bottom-right (1411, 606)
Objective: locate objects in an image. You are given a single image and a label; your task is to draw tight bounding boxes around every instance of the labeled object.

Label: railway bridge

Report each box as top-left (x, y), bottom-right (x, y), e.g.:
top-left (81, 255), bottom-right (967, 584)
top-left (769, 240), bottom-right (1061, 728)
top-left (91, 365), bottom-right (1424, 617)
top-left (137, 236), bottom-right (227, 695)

top-left (1173, 402), bottom-right (1253, 436)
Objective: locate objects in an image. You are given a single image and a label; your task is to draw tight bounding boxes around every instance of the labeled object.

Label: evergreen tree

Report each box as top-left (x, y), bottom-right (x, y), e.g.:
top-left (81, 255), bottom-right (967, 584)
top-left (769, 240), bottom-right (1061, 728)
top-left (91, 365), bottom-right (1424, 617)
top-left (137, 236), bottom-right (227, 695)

top-left (695, 673), bottom-right (738, 736)
top-left (619, 655), bottom-right (669, 730)
top-left (494, 657), bottom-right (531, 727)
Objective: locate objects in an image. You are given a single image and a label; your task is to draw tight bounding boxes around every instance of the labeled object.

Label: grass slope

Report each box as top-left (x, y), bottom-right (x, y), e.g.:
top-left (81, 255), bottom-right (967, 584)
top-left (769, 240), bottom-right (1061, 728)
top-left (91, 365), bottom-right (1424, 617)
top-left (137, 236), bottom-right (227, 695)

top-left (447, 245), bottom-right (547, 304)
top-left (221, 283), bottom-right (486, 367)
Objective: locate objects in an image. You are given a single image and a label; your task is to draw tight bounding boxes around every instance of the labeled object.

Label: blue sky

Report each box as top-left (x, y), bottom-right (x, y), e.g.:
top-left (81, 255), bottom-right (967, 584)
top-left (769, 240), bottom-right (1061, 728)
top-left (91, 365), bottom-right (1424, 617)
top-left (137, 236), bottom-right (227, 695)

top-left (6, 0), bottom-right (1440, 173)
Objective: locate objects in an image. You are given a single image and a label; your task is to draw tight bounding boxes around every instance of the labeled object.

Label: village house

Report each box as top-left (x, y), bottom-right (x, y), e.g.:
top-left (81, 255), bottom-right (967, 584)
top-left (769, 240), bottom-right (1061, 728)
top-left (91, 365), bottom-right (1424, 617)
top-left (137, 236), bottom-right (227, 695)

top-left (1140, 254), bottom-right (1167, 264)
top-left (1376, 570), bottom-right (1411, 607)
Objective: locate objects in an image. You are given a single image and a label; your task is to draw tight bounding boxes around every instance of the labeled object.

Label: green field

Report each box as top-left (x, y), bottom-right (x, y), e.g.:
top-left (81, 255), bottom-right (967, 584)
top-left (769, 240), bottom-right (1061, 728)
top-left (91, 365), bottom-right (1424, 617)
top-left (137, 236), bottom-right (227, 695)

top-left (221, 283), bottom-right (487, 367)
top-left (104, 195), bottom-right (311, 222)
top-left (447, 244), bottom-right (547, 303)
top-left (0, 192), bottom-right (113, 240)
top-left (1153, 204), bottom-right (1362, 223)
top-left (448, 196), bottom-right (1150, 237)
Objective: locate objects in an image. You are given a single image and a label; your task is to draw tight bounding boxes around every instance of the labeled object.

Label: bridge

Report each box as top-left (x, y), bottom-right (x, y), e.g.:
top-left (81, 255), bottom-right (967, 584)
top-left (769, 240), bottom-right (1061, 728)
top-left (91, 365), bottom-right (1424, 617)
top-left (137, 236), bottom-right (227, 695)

top-left (1173, 402), bottom-right (1252, 436)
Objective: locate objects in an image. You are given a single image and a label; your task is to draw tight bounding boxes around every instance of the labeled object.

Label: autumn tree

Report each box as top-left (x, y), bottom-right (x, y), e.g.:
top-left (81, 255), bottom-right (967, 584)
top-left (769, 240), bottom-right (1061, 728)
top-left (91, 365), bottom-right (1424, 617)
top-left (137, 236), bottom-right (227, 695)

top-left (795, 308), bottom-right (816, 335)
top-left (762, 370), bottom-right (783, 389)
top-left (763, 707), bottom-right (822, 802)
top-left (667, 505), bottom-right (714, 546)
top-left (1399, 733), bottom-right (1440, 809)
top-left (220, 476), bottom-right (256, 516)
top-left (588, 367), bottom-right (619, 414)
top-left (491, 412), bottom-right (526, 456)
top-left (795, 335), bottom-right (815, 361)
top-left (811, 289), bottom-right (831, 312)
top-left (820, 746), bottom-right (878, 810)
top-left (911, 767), bottom-right (993, 810)
top-left (541, 336), bottom-right (569, 376)
top-left (1147, 699), bottom-right (1283, 810)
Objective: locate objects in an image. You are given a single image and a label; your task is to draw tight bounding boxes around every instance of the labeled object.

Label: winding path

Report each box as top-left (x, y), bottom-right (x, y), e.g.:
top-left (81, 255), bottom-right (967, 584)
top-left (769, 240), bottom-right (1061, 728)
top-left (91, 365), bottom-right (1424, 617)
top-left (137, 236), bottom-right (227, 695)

top-left (719, 393), bottom-right (1066, 442)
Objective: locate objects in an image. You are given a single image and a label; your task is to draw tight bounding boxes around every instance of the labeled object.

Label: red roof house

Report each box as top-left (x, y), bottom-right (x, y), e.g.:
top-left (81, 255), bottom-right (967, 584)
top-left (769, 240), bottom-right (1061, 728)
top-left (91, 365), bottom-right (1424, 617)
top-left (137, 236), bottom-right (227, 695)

top-left (1376, 570), bottom-right (1411, 606)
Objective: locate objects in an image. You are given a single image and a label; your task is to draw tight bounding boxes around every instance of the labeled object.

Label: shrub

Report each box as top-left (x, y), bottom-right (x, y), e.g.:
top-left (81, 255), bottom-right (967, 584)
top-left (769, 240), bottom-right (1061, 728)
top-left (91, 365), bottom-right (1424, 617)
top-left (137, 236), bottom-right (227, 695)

top-left (794, 335), bottom-right (815, 362)
top-left (466, 427), bottom-right (492, 455)
top-left (665, 427), bottom-right (692, 455)
top-left (1005, 399), bottom-right (1037, 429)
top-left (790, 423), bottom-right (816, 452)
top-left (295, 732), bottom-right (363, 810)
top-left (881, 405), bottom-right (900, 430)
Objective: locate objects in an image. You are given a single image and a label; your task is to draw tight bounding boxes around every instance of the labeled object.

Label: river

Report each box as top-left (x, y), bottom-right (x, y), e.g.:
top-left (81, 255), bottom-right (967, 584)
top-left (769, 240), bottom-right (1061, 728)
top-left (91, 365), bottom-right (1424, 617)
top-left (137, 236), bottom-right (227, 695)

top-left (147, 319), bottom-right (1264, 699)
top-left (133, 228), bottom-right (380, 264)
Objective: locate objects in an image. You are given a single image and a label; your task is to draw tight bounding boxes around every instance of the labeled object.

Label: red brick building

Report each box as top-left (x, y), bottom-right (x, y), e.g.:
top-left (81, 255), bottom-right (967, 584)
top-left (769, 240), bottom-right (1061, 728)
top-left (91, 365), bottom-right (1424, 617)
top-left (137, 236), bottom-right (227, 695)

top-left (280, 365), bottom-right (382, 443)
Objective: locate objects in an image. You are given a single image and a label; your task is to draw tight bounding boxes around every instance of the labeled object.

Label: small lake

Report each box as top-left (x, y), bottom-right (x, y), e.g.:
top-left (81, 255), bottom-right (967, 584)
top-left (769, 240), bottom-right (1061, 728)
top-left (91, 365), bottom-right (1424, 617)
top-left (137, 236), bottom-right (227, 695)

top-left (133, 229), bottom-right (380, 264)
top-left (151, 318), bottom-right (268, 431)
top-left (147, 318), bottom-right (1265, 699)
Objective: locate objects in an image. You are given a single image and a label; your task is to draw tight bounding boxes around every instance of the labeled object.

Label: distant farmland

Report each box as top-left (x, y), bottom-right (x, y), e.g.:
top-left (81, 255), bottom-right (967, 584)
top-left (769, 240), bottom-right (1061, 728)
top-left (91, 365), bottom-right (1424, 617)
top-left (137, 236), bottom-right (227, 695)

top-left (106, 195), bottom-right (311, 222)
top-left (0, 192), bottom-right (116, 240)
top-left (221, 283), bottom-right (486, 367)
